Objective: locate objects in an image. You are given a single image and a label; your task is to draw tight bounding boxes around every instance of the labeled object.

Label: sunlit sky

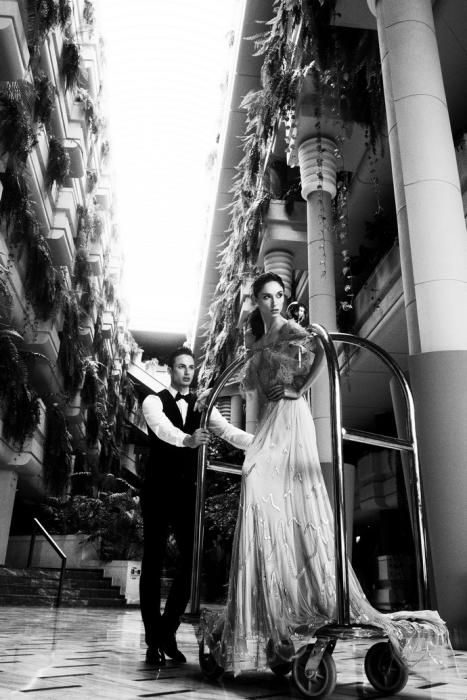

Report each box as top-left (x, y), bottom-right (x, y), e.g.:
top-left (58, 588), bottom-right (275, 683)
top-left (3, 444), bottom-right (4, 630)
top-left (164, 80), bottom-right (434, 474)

top-left (95, 0), bottom-right (239, 336)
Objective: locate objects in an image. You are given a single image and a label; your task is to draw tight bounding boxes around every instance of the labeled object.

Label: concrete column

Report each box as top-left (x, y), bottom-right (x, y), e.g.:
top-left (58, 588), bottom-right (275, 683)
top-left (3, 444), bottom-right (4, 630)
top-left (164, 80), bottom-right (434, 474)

top-left (216, 396), bottom-right (231, 422)
top-left (0, 470), bottom-right (18, 565)
top-left (298, 136), bottom-right (338, 469)
top-left (369, 0), bottom-right (467, 644)
top-left (230, 394), bottom-right (243, 429)
top-left (264, 249), bottom-right (294, 298)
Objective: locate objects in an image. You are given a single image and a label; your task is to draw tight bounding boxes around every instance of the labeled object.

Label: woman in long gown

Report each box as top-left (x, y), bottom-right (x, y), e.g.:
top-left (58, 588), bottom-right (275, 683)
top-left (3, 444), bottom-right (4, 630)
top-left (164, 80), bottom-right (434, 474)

top-left (201, 272), bottom-right (453, 678)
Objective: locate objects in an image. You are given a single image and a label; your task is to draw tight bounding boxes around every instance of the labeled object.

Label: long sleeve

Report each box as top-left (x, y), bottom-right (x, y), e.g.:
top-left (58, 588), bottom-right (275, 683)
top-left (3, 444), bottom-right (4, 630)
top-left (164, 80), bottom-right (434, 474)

top-left (208, 406), bottom-right (254, 451)
top-left (142, 394), bottom-right (188, 448)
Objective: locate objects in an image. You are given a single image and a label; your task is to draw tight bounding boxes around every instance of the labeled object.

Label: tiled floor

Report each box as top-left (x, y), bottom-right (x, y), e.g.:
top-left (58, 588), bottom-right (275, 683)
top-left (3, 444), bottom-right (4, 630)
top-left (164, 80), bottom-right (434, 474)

top-left (0, 606), bottom-right (465, 699)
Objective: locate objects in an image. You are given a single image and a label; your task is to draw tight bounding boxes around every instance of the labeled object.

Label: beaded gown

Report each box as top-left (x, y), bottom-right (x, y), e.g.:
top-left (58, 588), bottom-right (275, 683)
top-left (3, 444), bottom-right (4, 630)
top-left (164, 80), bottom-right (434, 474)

top-left (201, 320), bottom-right (452, 676)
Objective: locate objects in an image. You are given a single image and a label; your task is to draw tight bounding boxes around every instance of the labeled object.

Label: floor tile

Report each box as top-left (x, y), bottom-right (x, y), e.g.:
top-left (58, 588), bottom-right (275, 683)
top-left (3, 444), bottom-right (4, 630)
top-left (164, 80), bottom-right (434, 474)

top-left (0, 606), bottom-right (465, 699)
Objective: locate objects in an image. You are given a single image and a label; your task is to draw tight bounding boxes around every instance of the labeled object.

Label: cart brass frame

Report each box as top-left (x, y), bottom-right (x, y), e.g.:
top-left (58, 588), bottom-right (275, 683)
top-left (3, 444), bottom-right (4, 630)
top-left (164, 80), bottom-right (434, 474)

top-left (189, 324), bottom-right (429, 629)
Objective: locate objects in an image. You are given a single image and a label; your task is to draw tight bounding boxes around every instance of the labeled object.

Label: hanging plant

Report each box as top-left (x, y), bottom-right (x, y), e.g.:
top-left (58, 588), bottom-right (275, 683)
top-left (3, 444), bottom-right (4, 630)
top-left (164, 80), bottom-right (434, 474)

top-left (100, 139), bottom-right (110, 161)
top-left (58, 0), bottom-right (72, 30)
top-left (75, 88), bottom-right (100, 134)
top-left (91, 212), bottom-right (103, 242)
top-left (83, 0), bottom-right (95, 27)
top-left (44, 402), bottom-right (73, 496)
top-left (0, 85), bottom-right (37, 166)
top-left (0, 276), bottom-right (13, 324)
top-left (81, 359), bottom-right (101, 405)
top-left (76, 204), bottom-right (97, 246)
top-left (79, 280), bottom-right (96, 315)
top-left (0, 329), bottom-right (41, 447)
top-left (37, 0), bottom-right (59, 37)
top-left (61, 41), bottom-right (81, 92)
top-left (73, 246), bottom-right (91, 287)
top-left (25, 235), bottom-right (64, 320)
top-left (46, 137), bottom-right (70, 189)
top-left (33, 71), bottom-right (56, 127)
top-left (57, 294), bottom-right (84, 393)
top-left (85, 400), bottom-right (106, 446)
top-left (103, 277), bottom-right (115, 305)
top-left (0, 167), bottom-right (30, 233)
top-left (27, 0), bottom-right (59, 58)
top-left (86, 169), bottom-right (98, 193)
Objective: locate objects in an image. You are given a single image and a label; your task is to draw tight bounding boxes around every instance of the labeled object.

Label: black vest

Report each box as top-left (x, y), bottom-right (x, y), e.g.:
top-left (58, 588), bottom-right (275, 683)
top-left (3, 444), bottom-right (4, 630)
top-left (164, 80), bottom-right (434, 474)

top-left (144, 389), bottom-right (201, 491)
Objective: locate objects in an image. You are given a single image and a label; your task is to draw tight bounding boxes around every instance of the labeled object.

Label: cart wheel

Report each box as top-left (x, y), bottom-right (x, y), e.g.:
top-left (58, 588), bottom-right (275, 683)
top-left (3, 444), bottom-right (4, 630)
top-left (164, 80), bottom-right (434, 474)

top-left (364, 642), bottom-right (408, 695)
top-left (266, 638), bottom-right (294, 676)
top-left (292, 644), bottom-right (337, 697)
top-left (199, 639), bottom-right (224, 680)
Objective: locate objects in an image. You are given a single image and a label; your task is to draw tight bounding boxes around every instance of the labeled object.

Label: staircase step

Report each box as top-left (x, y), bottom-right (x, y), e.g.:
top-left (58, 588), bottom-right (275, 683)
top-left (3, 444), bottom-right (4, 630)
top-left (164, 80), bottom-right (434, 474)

top-left (0, 583), bottom-right (123, 597)
top-left (0, 567), bottom-right (128, 607)
top-left (0, 593), bottom-right (126, 607)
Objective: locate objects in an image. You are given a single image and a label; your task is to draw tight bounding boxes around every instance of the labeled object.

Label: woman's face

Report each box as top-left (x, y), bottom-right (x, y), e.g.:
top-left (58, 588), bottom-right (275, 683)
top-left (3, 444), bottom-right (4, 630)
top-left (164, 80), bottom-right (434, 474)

top-left (254, 280), bottom-right (285, 323)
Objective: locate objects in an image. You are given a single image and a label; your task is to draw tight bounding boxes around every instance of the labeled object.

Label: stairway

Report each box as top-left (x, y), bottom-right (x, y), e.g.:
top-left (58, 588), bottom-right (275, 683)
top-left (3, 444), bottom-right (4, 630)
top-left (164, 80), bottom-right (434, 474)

top-left (0, 567), bottom-right (127, 607)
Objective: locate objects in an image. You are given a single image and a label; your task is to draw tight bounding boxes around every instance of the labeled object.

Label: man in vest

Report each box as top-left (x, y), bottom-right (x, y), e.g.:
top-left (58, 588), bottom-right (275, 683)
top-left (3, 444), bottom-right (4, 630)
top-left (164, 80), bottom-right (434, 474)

top-left (140, 346), bottom-right (252, 666)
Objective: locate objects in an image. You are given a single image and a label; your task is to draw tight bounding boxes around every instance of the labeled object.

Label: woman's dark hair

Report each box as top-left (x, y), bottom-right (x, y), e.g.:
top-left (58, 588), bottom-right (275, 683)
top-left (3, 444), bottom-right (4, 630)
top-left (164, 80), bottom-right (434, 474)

top-left (248, 272), bottom-right (285, 340)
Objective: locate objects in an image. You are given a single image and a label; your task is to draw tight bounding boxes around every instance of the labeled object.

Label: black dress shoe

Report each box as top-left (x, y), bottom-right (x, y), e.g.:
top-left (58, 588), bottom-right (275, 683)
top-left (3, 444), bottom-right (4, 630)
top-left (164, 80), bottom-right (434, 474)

top-left (161, 635), bottom-right (186, 663)
top-left (145, 646), bottom-right (165, 666)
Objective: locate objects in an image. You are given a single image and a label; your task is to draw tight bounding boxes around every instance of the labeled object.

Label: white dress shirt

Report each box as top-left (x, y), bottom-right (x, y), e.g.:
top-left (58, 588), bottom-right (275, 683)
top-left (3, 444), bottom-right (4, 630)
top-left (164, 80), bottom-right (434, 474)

top-left (142, 387), bottom-right (253, 451)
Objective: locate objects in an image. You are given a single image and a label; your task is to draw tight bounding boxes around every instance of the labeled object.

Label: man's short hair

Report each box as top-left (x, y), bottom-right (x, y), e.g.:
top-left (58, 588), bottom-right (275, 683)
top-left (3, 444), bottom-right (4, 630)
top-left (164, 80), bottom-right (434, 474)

top-left (168, 346), bottom-right (194, 369)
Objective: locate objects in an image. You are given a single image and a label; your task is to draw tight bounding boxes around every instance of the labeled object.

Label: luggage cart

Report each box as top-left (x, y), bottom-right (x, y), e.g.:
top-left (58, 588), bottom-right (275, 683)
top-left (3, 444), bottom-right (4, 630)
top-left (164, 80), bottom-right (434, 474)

top-left (192, 324), bottom-right (430, 697)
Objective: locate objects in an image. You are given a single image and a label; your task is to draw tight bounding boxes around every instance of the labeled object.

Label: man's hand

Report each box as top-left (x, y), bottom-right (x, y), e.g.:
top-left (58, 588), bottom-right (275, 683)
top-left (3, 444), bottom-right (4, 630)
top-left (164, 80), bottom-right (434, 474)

top-left (267, 384), bottom-right (301, 402)
top-left (183, 428), bottom-right (211, 448)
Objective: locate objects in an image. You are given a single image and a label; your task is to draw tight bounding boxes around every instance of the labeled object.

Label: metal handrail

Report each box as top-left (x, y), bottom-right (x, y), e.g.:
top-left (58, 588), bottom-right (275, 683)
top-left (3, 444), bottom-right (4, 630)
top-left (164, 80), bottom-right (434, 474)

top-left (189, 326), bottom-right (429, 618)
top-left (27, 518), bottom-right (67, 608)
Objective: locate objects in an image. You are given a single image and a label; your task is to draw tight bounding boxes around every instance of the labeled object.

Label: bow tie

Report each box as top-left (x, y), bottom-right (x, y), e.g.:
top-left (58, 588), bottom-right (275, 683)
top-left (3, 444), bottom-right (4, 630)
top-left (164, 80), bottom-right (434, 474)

top-left (175, 392), bottom-right (189, 403)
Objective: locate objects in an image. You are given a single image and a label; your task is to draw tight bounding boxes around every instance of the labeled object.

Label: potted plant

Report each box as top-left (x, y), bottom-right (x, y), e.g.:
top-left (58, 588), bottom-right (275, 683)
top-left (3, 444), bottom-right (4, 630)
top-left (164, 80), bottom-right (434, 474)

top-left (46, 137), bottom-right (70, 189)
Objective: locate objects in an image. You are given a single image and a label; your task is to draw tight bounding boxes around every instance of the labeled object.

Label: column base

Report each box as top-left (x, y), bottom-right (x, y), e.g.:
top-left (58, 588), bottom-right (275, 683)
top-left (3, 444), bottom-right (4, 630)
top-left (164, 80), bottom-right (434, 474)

top-left (409, 350), bottom-right (467, 647)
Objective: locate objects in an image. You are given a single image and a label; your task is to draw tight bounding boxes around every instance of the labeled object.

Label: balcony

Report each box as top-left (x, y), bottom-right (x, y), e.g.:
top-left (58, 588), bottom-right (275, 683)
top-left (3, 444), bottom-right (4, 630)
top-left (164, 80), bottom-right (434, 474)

top-left (102, 310), bottom-right (114, 339)
top-left (6, 399), bottom-right (46, 500)
top-left (95, 175), bottom-right (112, 211)
top-left (65, 389), bottom-right (86, 442)
top-left (23, 320), bottom-right (62, 396)
top-left (257, 199), bottom-right (307, 270)
top-left (0, 0), bottom-right (29, 81)
top-left (88, 238), bottom-right (105, 276)
top-left (47, 211), bottom-right (75, 269)
top-left (79, 313), bottom-right (95, 351)
top-left (55, 186), bottom-right (79, 237)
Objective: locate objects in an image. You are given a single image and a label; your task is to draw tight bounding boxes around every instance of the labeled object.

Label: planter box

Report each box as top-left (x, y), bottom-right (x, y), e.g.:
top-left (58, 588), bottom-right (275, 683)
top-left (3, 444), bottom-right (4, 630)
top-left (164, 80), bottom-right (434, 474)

top-left (103, 560), bottom-right (141, 604)
top-left (6, 533), bottom-right (101, 569)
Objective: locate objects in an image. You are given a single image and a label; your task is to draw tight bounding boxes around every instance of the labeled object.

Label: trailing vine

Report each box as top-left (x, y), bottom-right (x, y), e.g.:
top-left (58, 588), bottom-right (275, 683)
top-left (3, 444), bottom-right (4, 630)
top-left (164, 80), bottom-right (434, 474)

top-left (61, 40), bottom-right (81, 92)
top-left (0, 83), bottom-right (38, 167)
top-left (198, 0), bottom-right (385, 388)
top-left (0, 330), bottom-right (41, 447)
top-left (43, 402), bottom-right (73, 496)
top-left (57, 294), bottom-right (84, 394)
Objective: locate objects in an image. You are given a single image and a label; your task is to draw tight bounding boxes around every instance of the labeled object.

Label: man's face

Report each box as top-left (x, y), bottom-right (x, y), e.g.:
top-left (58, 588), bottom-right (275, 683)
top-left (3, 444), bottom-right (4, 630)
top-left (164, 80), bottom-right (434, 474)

top-left (169, 354), bottom-right (195, 391)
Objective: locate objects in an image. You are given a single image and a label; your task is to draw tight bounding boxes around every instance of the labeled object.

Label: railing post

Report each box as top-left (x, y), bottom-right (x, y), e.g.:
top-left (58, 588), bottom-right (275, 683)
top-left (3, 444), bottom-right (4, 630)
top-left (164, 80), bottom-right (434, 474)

top-left (310, 324), bottom-right (350, 626)
top-left (189, 355), bottom-right (247, 615)
top-left (27, 523), bottom-right (37, 568)
top-left (56, 557), bottom-right (66, 608)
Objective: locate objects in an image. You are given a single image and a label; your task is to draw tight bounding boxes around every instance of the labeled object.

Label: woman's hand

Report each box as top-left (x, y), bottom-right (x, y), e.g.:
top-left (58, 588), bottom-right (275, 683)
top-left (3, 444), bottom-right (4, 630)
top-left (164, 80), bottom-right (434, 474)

top-left (266, 384), bottom-right (301, 401)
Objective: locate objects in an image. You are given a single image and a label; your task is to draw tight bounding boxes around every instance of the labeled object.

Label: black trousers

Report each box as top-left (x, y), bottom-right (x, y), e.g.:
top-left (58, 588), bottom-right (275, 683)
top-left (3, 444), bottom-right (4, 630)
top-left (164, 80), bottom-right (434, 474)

top-left (139, 480), bottom-right (196, 648)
